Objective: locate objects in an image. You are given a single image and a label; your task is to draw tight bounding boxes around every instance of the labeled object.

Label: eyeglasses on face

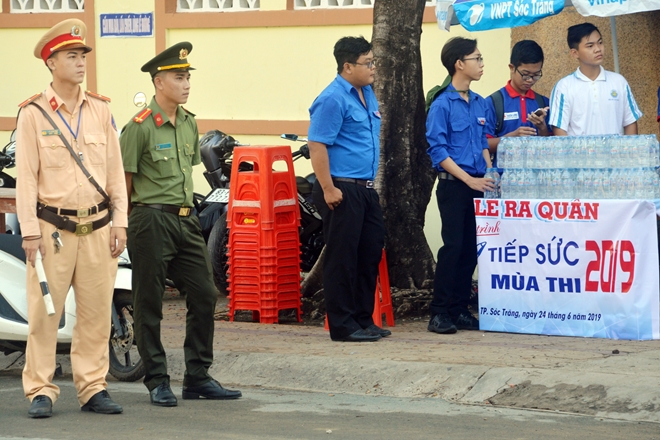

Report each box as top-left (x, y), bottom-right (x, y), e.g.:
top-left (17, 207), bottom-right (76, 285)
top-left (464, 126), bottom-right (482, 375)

top-left (462, 56), bottom-right (484, 65)
top-left (352, 59), bottom-right (377, 69)
top-left (515, 67), bottom-right (542, 82)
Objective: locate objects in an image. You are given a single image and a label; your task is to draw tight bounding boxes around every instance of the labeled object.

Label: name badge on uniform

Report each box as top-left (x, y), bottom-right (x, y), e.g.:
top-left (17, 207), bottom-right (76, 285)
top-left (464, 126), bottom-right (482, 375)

top-left (41, 129), bottom-right (61, 136)
top-left (477, 117), bottom-right (486, 125)
top-left (504, 112), bottom-right (519, 121)
top-left (155, 143), bottom-right (172, 150)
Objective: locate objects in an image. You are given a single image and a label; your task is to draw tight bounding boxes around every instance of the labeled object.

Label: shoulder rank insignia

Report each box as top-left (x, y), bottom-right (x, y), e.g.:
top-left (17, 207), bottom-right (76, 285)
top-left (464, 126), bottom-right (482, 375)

top-left (86, 90), bottom-right (111, 102)
top-left (133, 108), bottom-right (153, 124)
top-left (18, 93), bottom-right (42, 108)
top-left (181, 106), bottom-right (196, 117)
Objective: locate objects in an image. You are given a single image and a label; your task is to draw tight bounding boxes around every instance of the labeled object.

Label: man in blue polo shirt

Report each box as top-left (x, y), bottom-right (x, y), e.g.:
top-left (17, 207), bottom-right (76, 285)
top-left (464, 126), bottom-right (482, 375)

top-left (308, 36), bottom-right (387, 343)
top-left (426, 37), bottom-right (495, 334)
top-left (485, 40), bottom-right (551, 165)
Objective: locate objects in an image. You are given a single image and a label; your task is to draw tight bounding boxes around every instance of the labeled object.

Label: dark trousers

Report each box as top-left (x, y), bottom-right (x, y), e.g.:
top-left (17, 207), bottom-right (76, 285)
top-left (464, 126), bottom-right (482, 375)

top-left (430, 179), bottom-right (482, 318)
top-left (128, 207), bottom-right (217, 391)
top-left (313, 180), bottom-right (385, 340)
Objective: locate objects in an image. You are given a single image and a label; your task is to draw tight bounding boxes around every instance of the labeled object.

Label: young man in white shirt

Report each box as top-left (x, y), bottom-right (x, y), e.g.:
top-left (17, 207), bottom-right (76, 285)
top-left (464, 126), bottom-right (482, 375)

top-left (549, 22), bottom-right (642, 136)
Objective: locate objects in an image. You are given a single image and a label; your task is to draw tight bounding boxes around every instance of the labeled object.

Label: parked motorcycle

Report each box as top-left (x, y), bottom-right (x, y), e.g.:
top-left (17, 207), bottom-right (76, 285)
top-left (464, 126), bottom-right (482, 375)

top-left (1, 130), bottom-right (19, 234)
top-left (0, 233), bottom-right (145, 382)
top-left (197, 131), bottom-right (324, 293)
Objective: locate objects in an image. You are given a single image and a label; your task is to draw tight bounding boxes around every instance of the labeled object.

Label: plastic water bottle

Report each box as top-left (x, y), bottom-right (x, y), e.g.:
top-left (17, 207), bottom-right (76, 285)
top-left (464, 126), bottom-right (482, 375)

top-left (609, 168), bottom-right (620, 199)
top-left (561, 169), bottom-right (575, 199)
top-left (576, 169), bottom-right (586, 197)
top-left (583, 169), bottom-right (594, 199)
top-left (522, 169), bottom-right (537, 199)
top-left (585, 137), bottom-right (597, 168)
top-left (500, 170), bottom-right (511, 199)
top-left (549, 169), bottom-right (561, 199)
top-left (484, 168), bottom-right (500, 199)
top-left (509, 138), bottom-right (523, 169)
top-left (537, 170), bottom-right (547, 199)
top-left (600, 170), bottom-right (611, 199)
top-left (498, 139), bottom-right (508, 169)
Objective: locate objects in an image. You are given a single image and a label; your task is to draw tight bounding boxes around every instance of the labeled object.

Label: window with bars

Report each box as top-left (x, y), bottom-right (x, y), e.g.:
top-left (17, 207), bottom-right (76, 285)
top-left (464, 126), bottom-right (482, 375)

top-left (11, 0), bottom-right (84, 13)
top-left (294, 0), bottom-right (435, 8)
top-left (177, 0), bottom-right (260, 12)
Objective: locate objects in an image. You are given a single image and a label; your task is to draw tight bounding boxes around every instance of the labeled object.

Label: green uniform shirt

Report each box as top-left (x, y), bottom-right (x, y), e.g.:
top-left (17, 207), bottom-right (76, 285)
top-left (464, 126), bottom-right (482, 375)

top-left (120, 97), bottom-right (200, 206)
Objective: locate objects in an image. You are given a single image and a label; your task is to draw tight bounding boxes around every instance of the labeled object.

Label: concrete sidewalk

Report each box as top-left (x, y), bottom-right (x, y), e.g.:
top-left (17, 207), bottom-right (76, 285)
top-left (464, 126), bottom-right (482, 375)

top-left (2, 293), bottom-right (659, 423)
top-left (159, 295), bottom-right (660, 424)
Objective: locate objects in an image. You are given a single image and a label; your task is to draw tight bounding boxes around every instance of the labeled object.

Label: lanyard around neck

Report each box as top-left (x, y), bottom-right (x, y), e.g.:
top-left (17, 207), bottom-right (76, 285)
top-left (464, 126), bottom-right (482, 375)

top-left (56, 103), bottom-right (83, 143)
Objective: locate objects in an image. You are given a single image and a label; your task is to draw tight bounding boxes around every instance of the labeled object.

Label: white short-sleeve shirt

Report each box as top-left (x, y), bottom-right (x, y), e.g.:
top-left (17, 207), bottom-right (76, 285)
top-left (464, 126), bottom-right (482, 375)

top-left (549, 66), bottom-right (642, 136)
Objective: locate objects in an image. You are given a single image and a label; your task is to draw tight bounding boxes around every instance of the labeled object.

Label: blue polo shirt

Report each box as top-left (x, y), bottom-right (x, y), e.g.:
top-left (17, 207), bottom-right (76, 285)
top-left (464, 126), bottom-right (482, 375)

top-left (308, 74), bottom-right (381, 180)
top-left (484, 81), bottom-right (551, 139)
top-left (426, 83), bottom-right (489, 176)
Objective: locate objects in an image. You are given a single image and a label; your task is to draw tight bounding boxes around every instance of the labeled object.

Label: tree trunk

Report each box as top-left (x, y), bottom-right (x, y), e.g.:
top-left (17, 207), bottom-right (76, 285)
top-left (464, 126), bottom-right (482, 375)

top-left (372, 0), bottom-right (437, 289)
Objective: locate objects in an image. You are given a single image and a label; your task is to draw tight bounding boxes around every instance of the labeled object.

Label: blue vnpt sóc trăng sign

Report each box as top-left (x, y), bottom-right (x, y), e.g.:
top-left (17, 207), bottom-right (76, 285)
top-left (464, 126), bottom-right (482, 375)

top-left (100, 13), bottom-right (154, 38)
top-left (452, 0), bottom-right (565, 32)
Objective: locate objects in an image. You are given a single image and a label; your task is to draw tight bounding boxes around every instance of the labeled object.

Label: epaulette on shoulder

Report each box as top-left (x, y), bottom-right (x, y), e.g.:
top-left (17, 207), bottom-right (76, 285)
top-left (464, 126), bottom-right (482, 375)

top-left (181, 106), bottom-right (196, 117)
top-left (18, 93), bottom-right (42, 108)
top-left (86, 90), bottom-right (111, 102)
top-left (133, 108), bottom-right (153, 124)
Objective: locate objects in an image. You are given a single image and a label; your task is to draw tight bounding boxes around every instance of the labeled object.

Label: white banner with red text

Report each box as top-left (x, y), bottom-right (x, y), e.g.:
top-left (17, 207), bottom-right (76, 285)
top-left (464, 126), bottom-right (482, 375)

top-left (475, 198), bottom-right (660, 340)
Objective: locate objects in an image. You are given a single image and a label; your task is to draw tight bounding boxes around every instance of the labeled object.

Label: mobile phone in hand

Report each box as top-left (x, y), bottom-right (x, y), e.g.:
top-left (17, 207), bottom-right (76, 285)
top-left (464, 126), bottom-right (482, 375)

top-left (533, 108), bottom-right (544, 117)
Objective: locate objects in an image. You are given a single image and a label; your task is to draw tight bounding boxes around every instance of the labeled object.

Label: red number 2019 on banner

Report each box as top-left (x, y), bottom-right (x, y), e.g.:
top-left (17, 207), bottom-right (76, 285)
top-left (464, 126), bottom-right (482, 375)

top-left (585, 240), bottom-right (635, 293)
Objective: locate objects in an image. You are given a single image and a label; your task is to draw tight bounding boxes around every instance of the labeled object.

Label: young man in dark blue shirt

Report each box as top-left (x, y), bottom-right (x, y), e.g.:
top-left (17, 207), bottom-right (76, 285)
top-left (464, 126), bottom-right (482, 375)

top-left (485, 40), bottom-right (551, 164)
top-left (426, 37), bottom-right (495, 334)
top-left (308, 36), bottom-right (387, 342)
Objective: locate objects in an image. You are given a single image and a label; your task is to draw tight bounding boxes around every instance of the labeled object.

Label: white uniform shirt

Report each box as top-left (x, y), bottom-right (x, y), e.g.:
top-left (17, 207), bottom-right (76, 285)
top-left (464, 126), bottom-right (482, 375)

top-left (549, 66), bottom-right (642, 136)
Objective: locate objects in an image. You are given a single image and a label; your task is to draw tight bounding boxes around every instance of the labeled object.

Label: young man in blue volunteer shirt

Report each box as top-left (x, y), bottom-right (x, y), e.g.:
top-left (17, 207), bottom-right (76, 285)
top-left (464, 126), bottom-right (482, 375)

top-left (549, 23), bottom-right (642, 136)
top-left (308, 36), bottom-right (387, 343)
top-left (426, 37), bottom-right (495, 334)
top-left (485, 40), bottom-right (551, 164)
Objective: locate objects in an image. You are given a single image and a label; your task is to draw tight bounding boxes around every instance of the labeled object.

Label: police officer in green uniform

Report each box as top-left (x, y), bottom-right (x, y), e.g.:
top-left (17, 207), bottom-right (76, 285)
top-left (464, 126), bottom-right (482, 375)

top-left (120, 42), bottom-right (241, 407)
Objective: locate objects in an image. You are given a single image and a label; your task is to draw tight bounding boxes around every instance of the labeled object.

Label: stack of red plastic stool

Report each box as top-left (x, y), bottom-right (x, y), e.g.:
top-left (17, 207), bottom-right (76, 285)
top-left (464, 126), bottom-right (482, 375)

top-left (324, 249), bottom-right (395, 330)
top-left (226, 145), bottom-right (302, 324)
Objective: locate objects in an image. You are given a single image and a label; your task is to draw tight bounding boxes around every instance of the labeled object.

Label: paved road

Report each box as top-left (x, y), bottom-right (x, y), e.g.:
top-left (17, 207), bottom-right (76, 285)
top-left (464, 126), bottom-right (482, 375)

top-left (0, 372), bottom-right (657, 440)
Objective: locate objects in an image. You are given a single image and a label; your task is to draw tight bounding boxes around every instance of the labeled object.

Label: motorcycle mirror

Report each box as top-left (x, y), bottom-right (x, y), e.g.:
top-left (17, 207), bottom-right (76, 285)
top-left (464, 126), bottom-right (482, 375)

top-left (133, 92), bottom-right (147, 108)
top-left (281, 134), bottom-right (298, 141)
top-left (9, 129), bottom-right (16, 143)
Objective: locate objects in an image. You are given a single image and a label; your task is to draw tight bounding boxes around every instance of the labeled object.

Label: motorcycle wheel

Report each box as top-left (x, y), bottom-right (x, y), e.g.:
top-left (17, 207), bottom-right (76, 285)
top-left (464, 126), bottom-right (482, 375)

top-left (208, 212), bottom-right (229, 294)
top-left (108, 289), bottom-right (145, 382)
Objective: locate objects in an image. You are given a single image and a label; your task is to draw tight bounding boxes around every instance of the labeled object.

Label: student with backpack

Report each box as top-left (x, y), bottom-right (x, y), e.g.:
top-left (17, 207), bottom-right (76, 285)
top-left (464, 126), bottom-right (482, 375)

top-left (485, 40), bottom-right (551, 166)
top-left (425, 37), bottom-right (495, 335)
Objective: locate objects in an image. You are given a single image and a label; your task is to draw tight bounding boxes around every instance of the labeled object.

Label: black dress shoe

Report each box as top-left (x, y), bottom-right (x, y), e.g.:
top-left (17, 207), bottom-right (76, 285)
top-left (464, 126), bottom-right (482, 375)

top-left (453, 312), bottom-right (480, 330)
top-left (334, 328), bottom-right (381, 342)
top-left (428, 313), bottom-right (457, 334)
top-left (365, 324), bottom-right (392, 337)
top-left (81, 390), bottom-right (123, 414)
top-left (28, 395), bottom-right (52, 418)
top-left (150, 382), bottom-right (178, 407)
top-left (182, 379), bottom-right (242, 400)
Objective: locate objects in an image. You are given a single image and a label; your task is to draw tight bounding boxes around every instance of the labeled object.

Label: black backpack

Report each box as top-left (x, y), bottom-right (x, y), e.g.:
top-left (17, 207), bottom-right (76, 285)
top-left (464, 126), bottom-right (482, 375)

top-left (489, 89), bottom-right (546, 134)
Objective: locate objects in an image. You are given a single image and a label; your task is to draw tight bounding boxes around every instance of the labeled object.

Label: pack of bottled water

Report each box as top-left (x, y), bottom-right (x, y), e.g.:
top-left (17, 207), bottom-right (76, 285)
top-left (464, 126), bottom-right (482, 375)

top-left (497, 135), bottom-right (660, 200)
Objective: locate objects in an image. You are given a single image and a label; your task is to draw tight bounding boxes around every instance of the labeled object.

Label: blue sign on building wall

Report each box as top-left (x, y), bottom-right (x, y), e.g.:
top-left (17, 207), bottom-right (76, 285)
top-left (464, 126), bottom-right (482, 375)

top-left (100, 13), bottom-right (154, 38)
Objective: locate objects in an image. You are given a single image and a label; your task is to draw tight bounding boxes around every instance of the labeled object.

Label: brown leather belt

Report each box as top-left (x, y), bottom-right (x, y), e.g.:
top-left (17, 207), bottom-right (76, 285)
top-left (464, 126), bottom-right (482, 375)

top-left (36, 204), bottom-right (111, 236)
top-left (332, 177), bottom-right (375, 189)
top-left (134, 204), bottom-right (192, 217)
top-left (39, 201), bottom-right (109, 218)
